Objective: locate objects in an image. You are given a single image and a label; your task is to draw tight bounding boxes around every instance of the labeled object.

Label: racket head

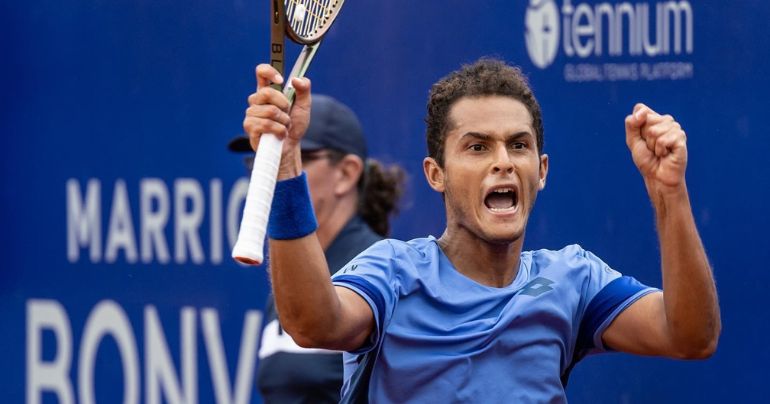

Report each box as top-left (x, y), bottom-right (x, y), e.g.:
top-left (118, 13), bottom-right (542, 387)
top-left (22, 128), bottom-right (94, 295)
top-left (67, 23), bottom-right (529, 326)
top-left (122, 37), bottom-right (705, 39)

top-left (283, 0), bottom-right (346, 44)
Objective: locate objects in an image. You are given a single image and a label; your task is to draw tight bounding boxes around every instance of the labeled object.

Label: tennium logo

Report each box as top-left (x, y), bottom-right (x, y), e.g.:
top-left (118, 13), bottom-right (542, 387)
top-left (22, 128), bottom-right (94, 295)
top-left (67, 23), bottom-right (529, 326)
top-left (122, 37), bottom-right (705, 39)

top-left (524, 0), bottom-right (695, 81)
top-left (525, 0), bottom-right (560, 69)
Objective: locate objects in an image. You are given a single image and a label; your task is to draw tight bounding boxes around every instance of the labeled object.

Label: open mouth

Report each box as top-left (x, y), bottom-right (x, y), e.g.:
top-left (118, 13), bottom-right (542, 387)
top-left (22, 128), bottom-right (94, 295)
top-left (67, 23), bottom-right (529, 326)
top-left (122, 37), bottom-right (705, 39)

top-left (484, 187), bottom-right (518, 212)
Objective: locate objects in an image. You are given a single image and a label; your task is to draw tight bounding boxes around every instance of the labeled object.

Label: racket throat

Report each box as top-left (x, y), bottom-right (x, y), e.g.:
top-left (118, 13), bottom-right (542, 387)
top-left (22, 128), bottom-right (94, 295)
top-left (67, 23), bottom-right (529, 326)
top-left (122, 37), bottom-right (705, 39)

top-left (270, 0), bottom-right (286, 91)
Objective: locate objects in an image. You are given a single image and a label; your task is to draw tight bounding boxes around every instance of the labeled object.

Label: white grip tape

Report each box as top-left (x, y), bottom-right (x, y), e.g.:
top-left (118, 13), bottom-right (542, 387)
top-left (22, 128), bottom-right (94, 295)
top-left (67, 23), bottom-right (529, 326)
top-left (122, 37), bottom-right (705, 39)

top-left (232, 133), bottom-right (284, 265)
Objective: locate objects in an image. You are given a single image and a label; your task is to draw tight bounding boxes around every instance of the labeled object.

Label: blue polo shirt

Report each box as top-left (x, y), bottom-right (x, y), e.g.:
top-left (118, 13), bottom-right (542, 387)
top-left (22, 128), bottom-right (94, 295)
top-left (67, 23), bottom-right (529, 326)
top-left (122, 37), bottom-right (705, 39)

top-left (332, 237), bottom-right (657, 403)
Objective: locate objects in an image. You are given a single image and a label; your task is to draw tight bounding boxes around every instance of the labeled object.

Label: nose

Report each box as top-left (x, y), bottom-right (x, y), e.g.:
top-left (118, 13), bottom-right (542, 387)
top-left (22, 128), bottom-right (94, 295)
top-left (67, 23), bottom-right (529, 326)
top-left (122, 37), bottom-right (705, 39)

top-left (491, 145), bottom-right (514, 174)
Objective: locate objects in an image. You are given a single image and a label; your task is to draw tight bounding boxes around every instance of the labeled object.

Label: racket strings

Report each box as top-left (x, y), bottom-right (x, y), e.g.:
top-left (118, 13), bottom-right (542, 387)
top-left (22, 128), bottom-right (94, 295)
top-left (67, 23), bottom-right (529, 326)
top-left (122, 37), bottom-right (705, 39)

top-left (287, 0), bottom-right (324, 36)
top-left (285, 0), bottom-right (338, 39)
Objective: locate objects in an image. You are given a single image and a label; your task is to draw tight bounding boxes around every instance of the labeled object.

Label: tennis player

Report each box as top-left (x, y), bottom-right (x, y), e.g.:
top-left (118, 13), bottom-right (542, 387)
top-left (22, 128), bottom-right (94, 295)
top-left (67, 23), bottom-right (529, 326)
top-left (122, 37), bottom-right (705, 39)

top-left (242, 59), bottom-right (720, 403)
top-left (233, 94), bottom-right (404, 403)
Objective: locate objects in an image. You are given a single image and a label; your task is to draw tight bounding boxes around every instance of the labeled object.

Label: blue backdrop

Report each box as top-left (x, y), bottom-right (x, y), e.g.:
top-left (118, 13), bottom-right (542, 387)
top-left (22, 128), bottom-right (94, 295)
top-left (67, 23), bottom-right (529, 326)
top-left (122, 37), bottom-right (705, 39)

top-left (2, 1), bottom-right (768, 402)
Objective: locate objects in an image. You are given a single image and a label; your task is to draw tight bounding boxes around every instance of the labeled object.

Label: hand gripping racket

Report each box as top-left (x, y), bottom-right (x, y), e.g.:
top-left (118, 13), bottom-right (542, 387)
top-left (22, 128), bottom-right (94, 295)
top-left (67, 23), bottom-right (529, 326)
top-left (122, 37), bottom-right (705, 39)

top-left (233, 0), bottom-right (346, 265)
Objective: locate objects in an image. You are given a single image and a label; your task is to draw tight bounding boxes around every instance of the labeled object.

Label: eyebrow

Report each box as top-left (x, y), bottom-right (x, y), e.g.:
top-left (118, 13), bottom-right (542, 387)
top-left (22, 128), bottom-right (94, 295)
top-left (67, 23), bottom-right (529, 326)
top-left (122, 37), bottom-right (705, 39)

top-left (460, 131), bottom-right (533, 142)
top-left (460, 132), bottom-right (492, 142)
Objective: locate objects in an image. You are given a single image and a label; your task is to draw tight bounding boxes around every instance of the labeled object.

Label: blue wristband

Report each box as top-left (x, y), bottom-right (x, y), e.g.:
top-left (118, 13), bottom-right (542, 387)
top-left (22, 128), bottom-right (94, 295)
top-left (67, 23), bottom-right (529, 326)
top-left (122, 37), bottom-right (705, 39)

top-left (268, 172), bottom-right (318, 240)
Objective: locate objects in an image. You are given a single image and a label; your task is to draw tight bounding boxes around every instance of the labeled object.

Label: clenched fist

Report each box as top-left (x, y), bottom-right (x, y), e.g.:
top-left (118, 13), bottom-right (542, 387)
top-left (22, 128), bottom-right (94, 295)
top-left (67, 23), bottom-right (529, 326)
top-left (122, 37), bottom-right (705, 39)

top-left (242, 64), bottom-right (312, 179)
top-left (625, 103), bottom-right (688, 195)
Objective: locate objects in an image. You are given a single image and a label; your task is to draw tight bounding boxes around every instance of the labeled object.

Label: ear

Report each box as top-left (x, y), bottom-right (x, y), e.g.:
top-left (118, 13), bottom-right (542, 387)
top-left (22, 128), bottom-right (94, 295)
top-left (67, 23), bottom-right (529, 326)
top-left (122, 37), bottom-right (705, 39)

top-left (333, 155), bottom-right (364, 196)
top-left (423, 157), bottom-right (445, 193)
top-left (538, 153), bottom-right (549, 190)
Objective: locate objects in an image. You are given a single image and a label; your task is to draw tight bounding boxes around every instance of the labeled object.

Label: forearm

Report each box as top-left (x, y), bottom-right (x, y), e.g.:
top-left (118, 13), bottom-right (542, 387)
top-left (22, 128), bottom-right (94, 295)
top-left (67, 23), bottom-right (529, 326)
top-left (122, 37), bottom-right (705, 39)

top-left (269, 235), bottom-right (345, 348)
top-left (266, 148), bottom-right (347, 347)
top-left (650, 181), bottom-right (721, 357)
top-left (242, 69), bottom-right (346, 347)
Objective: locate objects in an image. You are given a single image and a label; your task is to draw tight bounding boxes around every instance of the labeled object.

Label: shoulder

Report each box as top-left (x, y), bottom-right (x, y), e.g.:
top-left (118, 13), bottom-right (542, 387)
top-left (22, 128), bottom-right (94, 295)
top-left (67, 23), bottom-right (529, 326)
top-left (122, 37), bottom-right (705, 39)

top-left (353, 237), bottom-right (438, 263)
top-left (530, 244), bottom-right (594, 265)
top-left (336, 237), bottom-right (438, 279)
top-left (528, 244), bottom-right (615, 279)
top-left (393, 236), bottom-right (439, 253)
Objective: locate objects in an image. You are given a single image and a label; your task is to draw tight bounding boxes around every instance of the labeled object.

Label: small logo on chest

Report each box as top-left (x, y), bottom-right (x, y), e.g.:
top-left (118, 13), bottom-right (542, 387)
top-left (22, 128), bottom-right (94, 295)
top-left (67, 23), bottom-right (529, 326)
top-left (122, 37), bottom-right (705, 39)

top-left (520, 277), bottom-right (555, 297)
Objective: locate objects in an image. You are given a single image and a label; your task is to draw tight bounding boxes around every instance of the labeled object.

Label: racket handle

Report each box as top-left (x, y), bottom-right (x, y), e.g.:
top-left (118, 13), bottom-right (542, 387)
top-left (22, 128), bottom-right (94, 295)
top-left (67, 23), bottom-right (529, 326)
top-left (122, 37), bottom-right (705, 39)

top-left (232, 133), bottom-right (284, 265)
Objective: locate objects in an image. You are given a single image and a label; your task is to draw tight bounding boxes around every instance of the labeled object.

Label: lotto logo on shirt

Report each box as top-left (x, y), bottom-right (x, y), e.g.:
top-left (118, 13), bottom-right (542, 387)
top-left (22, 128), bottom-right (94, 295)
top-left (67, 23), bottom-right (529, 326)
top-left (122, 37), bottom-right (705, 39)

top-left (520, 277), bottom-right (555, 297)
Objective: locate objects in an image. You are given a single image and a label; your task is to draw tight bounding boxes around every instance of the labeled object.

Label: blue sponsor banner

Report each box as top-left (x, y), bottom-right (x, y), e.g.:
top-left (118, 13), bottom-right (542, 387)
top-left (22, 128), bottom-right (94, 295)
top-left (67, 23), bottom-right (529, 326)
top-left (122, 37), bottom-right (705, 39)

top-left (2, 1), bottom-right (768, 402)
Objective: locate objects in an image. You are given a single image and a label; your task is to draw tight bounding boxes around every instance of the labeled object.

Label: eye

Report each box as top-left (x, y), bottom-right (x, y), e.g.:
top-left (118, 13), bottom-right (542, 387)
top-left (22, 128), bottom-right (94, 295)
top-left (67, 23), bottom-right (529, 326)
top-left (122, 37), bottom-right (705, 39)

top-left (511, 142), bottom-right (527, 150)
top-left (468, 143), bottom-right (486, 152)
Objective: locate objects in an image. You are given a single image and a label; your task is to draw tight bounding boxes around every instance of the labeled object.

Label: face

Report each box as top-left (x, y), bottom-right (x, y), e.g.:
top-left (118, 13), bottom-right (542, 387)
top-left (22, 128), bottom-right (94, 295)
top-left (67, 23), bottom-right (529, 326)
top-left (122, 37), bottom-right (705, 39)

top-left (424, 96), bottom-right (549, 245)
top-left (301, 150), bottom-right (340, 229)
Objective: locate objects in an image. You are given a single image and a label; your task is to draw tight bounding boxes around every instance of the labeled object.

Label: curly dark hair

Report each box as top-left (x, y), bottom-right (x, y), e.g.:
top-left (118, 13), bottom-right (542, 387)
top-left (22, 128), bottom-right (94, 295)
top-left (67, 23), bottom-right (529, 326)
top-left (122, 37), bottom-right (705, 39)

top-left (324, 149), bottom-right (405, 237)
top-left (425, 58), bottom-right (545, 166)
top-left (359, 159), bottom-right (406, 236)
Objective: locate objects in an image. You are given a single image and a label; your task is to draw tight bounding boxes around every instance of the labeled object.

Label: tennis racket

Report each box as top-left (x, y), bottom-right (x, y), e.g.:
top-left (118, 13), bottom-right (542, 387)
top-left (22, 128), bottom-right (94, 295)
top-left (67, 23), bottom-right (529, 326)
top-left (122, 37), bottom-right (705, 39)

top-left (233, 0), bottom-right (346, 265)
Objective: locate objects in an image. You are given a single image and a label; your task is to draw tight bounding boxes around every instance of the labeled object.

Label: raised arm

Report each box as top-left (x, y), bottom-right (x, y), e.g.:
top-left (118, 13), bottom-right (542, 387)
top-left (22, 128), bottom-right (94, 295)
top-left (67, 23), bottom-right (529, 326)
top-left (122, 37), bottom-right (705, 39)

top-left (602, 103), bottom-right (721, 359)
top-left (243, 64), bottom-right (374, 351)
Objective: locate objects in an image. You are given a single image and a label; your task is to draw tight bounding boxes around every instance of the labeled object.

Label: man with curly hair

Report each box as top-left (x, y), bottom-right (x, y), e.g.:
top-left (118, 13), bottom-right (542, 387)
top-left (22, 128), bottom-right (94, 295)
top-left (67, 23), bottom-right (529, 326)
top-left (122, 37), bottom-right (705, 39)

top-left (241, 58), bottom-right (720, 403)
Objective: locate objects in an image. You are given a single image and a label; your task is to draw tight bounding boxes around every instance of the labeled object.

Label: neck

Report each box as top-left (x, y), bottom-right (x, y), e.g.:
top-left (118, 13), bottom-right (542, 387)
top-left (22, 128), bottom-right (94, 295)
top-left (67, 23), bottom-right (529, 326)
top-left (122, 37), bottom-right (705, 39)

top-left (437, 227), bottom-right (524, 288)
top-left (316, 195), bottom-right (358, 251)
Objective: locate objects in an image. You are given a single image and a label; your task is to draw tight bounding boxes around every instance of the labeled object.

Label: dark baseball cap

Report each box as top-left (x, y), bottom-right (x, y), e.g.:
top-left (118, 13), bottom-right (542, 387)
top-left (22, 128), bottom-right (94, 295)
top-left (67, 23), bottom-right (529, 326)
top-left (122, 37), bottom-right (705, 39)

top-left (228, 94), bottom-right (367, 159)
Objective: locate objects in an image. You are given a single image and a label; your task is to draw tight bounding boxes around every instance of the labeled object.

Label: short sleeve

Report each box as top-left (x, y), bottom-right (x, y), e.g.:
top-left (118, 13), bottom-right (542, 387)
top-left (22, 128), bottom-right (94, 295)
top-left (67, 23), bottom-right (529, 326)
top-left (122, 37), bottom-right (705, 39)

top-left (574, 248), bottom-right (659, 355)
top-left (331, 240), bottom-right (399, 354)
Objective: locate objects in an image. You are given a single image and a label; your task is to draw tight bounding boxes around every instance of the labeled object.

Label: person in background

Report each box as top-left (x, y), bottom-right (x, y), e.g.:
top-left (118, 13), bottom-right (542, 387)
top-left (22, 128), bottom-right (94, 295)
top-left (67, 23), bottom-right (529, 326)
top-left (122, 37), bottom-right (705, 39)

top-left (229, 94), bottom-right (406, 403)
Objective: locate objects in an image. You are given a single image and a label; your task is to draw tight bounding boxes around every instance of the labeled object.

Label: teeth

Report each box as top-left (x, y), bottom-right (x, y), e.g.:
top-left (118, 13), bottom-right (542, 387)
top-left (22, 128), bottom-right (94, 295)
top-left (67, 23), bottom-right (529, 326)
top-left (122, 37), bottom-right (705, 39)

top-left (493, 188), bottom-right (512, 193)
